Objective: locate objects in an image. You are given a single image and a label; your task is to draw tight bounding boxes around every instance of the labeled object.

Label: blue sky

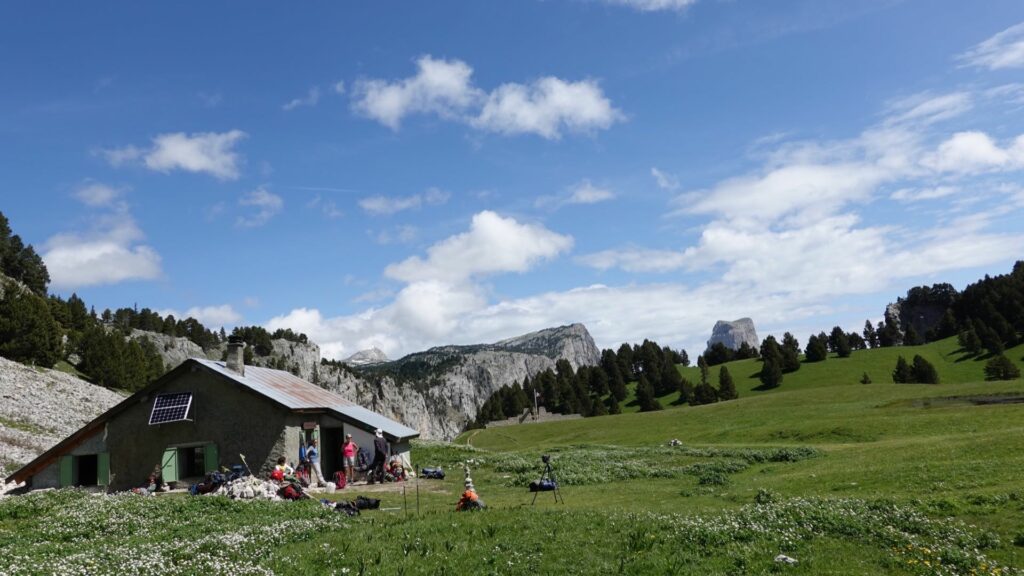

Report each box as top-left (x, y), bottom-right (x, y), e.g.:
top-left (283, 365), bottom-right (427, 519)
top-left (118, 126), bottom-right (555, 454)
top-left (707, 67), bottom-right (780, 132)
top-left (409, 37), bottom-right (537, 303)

top-left (3, 1), bottom-right (1024, 359)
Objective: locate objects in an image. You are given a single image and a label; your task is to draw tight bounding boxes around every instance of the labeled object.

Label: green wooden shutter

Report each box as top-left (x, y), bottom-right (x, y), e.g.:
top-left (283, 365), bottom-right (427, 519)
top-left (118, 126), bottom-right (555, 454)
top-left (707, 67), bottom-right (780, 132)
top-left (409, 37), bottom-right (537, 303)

top-left (59, 455), bottom-right (73, 487)
top-left (161, 448), bottom-right (178, 482)
top-left (203, 443), bottom-right (218, 474)
top-left (97, 453), bottom-right (110, 486)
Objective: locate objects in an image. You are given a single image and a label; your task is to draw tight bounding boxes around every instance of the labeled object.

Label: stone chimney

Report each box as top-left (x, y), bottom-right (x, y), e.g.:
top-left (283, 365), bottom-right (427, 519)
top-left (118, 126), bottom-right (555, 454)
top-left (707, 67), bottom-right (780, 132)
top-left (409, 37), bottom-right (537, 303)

top-left (226, 335), bottom-right (245, 376)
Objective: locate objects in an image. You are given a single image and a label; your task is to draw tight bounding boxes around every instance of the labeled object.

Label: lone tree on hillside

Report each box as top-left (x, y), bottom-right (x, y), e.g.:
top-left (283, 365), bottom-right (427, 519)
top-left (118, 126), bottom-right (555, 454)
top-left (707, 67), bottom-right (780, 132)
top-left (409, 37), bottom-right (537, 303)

top-left (781, 332), bottom-right (801, 373)
top-left (863, 320), bottom-right (879, 349)
top-left (892, 356), bottom-right (913, 383)
top-left (859, 372), bottom-right (872, 385)
top-left (717, 366), bottom-right (738, 400)
top-left (697, 355), bottom-right (709, 386)
top-left (984, 355), bottom-right (1020, 381)
top-left (912, 355), bottom-right (940, 384)
top-left (758, 336), bottom-right (784, 389)
top-left (957, 324), bottom-right (983, 356)
top-left (804, 334), bottom-right (828, 362)
top-left (829, 326), bottom-right (852, 358)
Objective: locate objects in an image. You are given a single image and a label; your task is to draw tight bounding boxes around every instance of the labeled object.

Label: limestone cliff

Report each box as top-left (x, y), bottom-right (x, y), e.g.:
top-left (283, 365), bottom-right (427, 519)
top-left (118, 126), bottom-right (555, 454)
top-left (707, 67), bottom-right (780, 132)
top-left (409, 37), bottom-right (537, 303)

top-left (707, 318), bottom-right (759, 350)
top-left (320, 323), bottom-right (601, 440)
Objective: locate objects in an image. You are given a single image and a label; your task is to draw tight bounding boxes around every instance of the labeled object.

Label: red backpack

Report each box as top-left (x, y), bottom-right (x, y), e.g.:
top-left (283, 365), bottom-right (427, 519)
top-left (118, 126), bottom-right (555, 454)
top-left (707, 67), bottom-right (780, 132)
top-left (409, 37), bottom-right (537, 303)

top-left (333, 470), bottom-right (347, 489)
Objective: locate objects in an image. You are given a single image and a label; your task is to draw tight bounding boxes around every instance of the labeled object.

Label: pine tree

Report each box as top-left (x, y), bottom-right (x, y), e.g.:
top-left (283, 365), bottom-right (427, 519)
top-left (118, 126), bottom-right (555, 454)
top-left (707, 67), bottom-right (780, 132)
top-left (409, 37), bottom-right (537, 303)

top-left (658, 359), bottom-right (682, 396)
top-left (904, 324), bottom-right (920, 346)
top-left (892, 356), bottom-right (913, 383)
top-left (957, 324), bottom-right (982, 355)
top-left (758, 336), bottom-right (783, 388)
top-left (635, 374), bottom-right (662, 412)
top-left (678, 377), bottom-right (694, 405)
top-left (804, 334), bottom-right (828, 362)
top-left (859, 372), bottom-right (872, 385)
top-left (863, 320), bottom-right (879, 349)
top-left (697, 355), bottom-right (709, 386)
top-left (984, 355), bottom-right (1021, 381)
top-left (717, 366), bottom-right (738, 400)
top-left (690, 382), bottom-right (719, 406)
top-left (911, 355), bottom-right (940, 384)
top-left (0, 282), bottom-right (62, 367)
top-left (781, 332), bottom-right (801, 373)
top-left (829, 326), bottom-right (851, 357)
top-left (607, 394), bottom-right (622, 415)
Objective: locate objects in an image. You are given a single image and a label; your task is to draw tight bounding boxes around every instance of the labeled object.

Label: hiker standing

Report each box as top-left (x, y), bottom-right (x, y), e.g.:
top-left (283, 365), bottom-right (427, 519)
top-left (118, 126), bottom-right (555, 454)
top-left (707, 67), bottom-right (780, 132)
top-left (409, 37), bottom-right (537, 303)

top-left (369, 429), bottom-right (388, 484)
top-left (342, 433), bottom-right (358, 486)
top-left (307, 439), bottom-right (326, 487)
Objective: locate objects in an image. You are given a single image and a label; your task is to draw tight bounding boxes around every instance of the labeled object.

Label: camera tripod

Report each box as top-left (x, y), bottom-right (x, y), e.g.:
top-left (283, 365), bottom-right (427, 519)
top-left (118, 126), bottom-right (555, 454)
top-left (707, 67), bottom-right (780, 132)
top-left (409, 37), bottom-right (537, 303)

top-left (531, 460), bottom-right (564, 505)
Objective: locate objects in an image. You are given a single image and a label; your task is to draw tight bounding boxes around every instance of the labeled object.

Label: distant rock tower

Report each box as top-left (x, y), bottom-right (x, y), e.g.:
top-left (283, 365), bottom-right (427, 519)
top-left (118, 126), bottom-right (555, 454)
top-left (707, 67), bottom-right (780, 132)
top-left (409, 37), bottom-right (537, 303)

top-left (707, 318), bottom-right (759, 351)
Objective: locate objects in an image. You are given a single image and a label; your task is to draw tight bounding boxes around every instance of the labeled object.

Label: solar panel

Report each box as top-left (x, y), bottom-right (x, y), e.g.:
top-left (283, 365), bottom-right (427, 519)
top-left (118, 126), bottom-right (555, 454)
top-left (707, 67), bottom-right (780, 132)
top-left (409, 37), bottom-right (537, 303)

top-left (149, 392), bottom-right (193, 425)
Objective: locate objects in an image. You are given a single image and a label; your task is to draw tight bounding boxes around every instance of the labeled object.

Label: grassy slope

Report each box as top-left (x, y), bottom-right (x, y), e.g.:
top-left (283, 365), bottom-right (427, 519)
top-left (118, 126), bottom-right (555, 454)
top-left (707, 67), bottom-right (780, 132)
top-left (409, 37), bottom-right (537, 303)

top-left (606, 336), bottom-right (1023, 413)
top-left (4, 338), bottom-right (1024, 575)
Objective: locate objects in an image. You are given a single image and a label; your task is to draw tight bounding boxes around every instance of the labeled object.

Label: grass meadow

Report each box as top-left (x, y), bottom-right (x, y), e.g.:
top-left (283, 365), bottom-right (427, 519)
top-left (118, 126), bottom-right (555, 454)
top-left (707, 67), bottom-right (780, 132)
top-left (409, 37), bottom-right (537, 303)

top-left (2, 337), bottom-right (1023, 575)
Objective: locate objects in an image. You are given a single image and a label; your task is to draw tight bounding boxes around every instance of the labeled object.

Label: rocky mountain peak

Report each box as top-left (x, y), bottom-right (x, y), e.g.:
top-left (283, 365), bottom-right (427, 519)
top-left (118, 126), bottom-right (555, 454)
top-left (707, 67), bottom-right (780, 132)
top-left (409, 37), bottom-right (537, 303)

top-left (342, 347), bottom-right (390, 367)
top-left (707, 318), bottom-right (759, 350)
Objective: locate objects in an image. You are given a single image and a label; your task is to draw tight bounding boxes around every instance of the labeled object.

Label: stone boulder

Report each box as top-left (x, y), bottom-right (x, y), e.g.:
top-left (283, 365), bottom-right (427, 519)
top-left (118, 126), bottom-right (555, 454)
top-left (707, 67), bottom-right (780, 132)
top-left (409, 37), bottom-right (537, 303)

top-left (707, 318), bottom-right (759, 351)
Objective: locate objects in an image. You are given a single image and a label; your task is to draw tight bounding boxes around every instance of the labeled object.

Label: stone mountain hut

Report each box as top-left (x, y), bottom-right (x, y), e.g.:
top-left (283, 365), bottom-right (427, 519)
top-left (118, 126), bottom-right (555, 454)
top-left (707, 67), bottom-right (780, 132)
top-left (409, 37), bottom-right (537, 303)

top-left (7, 338), bottom-right (419, 491)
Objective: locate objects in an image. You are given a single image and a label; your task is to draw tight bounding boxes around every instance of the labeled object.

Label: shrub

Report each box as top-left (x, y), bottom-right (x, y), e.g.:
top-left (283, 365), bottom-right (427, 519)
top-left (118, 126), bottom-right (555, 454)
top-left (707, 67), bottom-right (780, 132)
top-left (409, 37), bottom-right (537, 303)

top-left (984, 355), bottom-right (1021, 381)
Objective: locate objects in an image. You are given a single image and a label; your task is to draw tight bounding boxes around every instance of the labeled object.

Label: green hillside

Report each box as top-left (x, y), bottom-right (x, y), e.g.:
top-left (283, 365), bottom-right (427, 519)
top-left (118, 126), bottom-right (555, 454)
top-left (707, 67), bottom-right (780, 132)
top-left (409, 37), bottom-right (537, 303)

top-left (605, 336), bottom-right (1024, 413)
top-left (5, 343), bottom-right (1024, 574)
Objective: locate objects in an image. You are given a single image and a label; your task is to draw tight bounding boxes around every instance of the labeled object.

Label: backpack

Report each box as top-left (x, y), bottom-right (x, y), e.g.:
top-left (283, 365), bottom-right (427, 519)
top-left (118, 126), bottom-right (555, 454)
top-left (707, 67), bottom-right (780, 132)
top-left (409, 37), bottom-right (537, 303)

top-left (529, 479), bottom-right (557, 492)
top-left (335, 501), bottom-right (360, 516)
top-left (333, 470), bottom-right (347, 489)
top-left (279, 483), bottom-right (304, 501)
top-left (421, 467), bottom-right (445, 479)
top-left (355, 496), bottom-right (380, 510)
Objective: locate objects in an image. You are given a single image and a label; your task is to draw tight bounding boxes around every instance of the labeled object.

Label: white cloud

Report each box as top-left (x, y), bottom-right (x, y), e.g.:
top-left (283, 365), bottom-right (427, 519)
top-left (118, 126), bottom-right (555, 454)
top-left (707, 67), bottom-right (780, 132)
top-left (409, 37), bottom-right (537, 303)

top-left (282, 86), bottom-right (321, 111)
top-left (306, 195), bottom-right (344, 219)
top-left (42, 207), bottom-right (161, 289)
top-left (603, 0), bottom-right (697, 12)
top-left (101, 145), bottom-right (142, 167)
top-left (352, 56), bottom-right (480, 129)
top-left (921, 131), bottom-right (1024, 174)
top-left (352, 56), bottom-right (622, 139)
top-left (385, 211), bottom-right (573, 283)
top-left (885, 92), bottom-right (972, 126)
top-left (959, 21), bottom-right (1024, 70)
top-left (104, 130), bottom-right (247, 180)
top-left (890, 186), bottom-right (959, 202)
top-left (651, 167), bottom-right (679, 190)
top-left (236, 187), bottom-right (284, 227)
top-left (372, 225), bottom-right (418, 245)
top-left (73, 182), bottom-right (122, 206)
top-left (184, 305), bottom-right (242, 326)
top-left (334, 81), bottom-right (346, 95)
top-left (568, 181), bottom-right (615, 204)
top-left (358, 187), bottom-right (451, 215)
top-left (536, 180), bottom-right (615, 209)
top-left (473, 77), bottom-right (623, 139)
top-left (578, 247), bottom-right (687, 273)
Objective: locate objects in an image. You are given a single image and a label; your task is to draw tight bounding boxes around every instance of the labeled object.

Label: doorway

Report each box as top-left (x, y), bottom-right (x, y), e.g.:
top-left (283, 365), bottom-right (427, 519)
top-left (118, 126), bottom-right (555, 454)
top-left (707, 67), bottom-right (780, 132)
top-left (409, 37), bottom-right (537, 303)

top-left (320, 427), bottom-right (343, 481)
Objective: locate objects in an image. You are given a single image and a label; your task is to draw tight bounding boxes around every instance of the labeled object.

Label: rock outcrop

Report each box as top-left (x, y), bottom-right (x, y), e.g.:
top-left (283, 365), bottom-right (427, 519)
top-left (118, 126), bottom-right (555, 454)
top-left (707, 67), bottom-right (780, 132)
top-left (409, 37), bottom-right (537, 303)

top-left (0, 356), bottom-right (124, 471)
top-left (885, 283), bottom-right (958, 343)
top-left (319, 323), bottom-right (601, 440)
top-left (342, 347), bottom-right (389, 367)
top-left (707, 318), bottom-right (759, 351)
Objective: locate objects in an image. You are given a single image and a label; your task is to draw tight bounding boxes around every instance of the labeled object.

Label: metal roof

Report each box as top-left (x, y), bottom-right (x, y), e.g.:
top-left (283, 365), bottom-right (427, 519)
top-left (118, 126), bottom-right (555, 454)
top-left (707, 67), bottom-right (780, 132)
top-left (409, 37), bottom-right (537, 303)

top-left (193, 359), bottom-right (418, 440)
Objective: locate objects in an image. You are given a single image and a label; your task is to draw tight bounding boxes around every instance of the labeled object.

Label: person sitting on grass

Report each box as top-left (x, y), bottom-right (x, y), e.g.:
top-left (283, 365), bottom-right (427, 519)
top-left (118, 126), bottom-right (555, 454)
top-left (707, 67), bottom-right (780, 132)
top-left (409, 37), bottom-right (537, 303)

top-left (456, 478), bottom-right (485, 511)
top-left (132, 465), bottom-right (162, 496)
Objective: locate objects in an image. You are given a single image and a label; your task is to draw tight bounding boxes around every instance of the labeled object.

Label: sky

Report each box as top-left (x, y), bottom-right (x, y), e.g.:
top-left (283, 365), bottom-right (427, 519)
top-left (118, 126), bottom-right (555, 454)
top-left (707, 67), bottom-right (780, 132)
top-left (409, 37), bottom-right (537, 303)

top-left (2, 1), bottom-right (1024, 360)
